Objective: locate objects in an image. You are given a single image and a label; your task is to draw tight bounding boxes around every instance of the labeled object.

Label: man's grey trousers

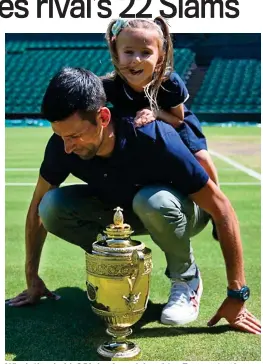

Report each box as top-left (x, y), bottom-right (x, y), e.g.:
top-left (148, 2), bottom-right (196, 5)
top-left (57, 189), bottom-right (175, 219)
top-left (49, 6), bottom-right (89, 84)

top-left (39, 184), bottom-right (209, 280)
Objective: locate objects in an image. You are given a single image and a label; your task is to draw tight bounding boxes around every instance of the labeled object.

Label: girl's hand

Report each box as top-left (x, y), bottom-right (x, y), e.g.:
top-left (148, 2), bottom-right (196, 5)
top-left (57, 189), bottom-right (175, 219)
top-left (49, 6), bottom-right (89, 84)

top-left (134, 108), bottom-right (156, 127)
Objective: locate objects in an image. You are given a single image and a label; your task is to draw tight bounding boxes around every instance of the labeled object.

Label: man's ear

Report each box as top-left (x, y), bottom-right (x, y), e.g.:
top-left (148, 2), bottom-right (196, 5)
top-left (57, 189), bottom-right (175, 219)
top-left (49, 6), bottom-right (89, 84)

top-left (97, 107), bottom-right (111, 127)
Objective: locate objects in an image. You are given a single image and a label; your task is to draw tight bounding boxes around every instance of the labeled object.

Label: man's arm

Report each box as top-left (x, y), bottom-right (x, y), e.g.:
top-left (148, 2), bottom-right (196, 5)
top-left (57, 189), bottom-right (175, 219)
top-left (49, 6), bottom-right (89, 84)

top-left (25, 175), bottom-right (57, 286)
top-left (7, 175), bottom-right (59, 307)
top-left (140, 126), bottom-right (260, 333)
top-left (190, 178), bottom-right (245, 289)
top-left (190, 179), bottom-right (260, 334)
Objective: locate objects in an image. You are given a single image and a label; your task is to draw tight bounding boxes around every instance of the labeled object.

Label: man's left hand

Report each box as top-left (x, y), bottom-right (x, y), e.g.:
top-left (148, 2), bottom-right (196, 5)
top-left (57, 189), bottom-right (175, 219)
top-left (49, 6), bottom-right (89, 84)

top-left (208, 297), bottom-right (261, 334)
top-left (134, 108), bottom-right (156, 127)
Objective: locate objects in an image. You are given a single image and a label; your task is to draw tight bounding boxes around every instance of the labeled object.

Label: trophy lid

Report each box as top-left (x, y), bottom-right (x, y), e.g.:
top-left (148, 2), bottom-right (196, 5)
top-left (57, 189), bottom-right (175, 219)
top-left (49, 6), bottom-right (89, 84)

top-left (92, 207), bottom-right (145, 255)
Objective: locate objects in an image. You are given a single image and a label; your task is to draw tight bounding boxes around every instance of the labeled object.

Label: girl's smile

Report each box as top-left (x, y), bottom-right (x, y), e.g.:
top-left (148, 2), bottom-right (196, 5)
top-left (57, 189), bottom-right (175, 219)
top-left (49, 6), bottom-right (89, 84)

top-left (116, 28), bottom-right (162, 91)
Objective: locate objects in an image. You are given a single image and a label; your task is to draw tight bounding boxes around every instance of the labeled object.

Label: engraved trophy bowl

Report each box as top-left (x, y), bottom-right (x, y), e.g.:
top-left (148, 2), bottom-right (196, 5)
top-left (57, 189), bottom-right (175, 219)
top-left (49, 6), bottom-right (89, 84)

top-left (85, 207), bottom-right (152, 360)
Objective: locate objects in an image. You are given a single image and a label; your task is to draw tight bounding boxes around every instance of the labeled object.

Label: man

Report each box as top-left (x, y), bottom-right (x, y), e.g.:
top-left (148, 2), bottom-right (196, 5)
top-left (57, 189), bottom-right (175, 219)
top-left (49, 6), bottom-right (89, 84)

top-left (7, 67), bottom-right (260, 334)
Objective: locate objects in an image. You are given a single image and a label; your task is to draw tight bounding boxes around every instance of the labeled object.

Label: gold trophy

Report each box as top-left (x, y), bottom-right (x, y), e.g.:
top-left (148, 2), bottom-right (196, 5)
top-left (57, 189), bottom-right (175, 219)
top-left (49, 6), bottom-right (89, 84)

top-left (85, 207), bottom-right (152, 360)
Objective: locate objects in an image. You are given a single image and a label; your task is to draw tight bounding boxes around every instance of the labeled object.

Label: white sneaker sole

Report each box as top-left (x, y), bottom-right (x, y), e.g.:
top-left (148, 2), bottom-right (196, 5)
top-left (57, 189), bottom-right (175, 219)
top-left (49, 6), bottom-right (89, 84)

top-left (160, 274), bottom-right (203, 326)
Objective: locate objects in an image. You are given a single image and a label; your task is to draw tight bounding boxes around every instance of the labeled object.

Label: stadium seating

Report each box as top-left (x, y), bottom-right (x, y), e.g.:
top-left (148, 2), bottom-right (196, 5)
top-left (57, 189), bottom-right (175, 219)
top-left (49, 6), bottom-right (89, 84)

top-left (5, 40), bottom-right (107, 52)
top-left (5, 48), bottom-right (114, 114)
top-left (5, 35), bottom-right (260, 118)
top-left (191, 58), bottom-right (260, 114)
top-left (5, 40), bottom-right (195, 114)
top-left (173, 48), bottom-right (195, 80)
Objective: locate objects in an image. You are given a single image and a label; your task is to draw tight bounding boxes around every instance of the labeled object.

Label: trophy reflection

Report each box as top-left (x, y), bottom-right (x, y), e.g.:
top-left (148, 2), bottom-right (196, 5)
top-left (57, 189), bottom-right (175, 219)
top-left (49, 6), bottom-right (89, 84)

top-left (85, 207), bottom-right (152, 360)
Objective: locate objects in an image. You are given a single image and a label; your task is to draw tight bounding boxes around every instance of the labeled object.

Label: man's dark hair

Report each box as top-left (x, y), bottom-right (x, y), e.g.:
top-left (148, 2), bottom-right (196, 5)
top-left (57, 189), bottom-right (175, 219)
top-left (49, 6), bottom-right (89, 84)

top-left (41, 67), bottom-right (106, 124)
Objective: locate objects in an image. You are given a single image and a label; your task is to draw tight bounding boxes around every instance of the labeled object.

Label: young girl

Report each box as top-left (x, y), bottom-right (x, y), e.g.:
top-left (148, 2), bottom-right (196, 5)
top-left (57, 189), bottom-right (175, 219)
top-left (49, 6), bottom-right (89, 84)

top-left (102, 17), bottom-right (219, 238)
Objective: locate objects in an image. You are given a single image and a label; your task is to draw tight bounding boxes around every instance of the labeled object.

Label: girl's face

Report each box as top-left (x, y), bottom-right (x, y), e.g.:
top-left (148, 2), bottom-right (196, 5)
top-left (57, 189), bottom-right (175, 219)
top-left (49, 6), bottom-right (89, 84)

top-left (116, 28), bottom-right (162, 91)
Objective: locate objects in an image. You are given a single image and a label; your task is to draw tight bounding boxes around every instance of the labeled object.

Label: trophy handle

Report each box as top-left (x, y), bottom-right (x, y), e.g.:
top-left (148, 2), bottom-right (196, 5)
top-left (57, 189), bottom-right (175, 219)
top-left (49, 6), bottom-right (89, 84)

top-left (123, 250), bottom-right (145, 310)
top-left (131, 250), bottom-right (145, 294)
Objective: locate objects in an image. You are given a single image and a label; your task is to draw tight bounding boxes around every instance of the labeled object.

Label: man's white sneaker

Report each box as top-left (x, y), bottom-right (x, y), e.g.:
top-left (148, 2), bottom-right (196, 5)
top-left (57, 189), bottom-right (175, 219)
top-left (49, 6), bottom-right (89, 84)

top-left (161, 270), bottom-right (203, 325)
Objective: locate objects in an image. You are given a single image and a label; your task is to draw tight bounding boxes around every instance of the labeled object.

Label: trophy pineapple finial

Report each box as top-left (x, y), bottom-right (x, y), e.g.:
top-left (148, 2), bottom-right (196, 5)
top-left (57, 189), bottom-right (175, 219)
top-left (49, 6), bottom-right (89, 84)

top-left (113, 207), bottom-right (124, 226)
top-left (101, 207), bottom-right (134, 243)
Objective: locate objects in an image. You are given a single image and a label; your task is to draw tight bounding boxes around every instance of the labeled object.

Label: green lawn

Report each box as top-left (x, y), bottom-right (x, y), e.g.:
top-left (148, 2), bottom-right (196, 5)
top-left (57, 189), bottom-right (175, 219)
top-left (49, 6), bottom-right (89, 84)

top-left (5, 127), bottom-right (261, 361)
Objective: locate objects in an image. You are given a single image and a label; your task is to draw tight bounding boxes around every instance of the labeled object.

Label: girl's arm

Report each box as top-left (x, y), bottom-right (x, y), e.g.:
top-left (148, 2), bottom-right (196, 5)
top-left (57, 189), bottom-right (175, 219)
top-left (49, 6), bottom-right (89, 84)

top-left (135, 104), bottom-right (185, 128)
top-left (195, 150), bottom-right (219, 186)
top-left (156, 104), bottom-right (185, 128)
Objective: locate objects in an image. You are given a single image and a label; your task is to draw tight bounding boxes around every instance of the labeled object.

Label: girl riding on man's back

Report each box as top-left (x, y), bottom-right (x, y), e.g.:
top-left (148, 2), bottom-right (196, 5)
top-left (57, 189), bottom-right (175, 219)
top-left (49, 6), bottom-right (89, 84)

top-left (102, 17), bottom-right (219, 225)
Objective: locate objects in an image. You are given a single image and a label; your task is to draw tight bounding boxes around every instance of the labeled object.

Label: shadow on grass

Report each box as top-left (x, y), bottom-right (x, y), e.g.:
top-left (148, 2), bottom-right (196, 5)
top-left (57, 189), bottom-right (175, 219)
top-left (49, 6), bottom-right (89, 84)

top-left (5, 287), bottom-right (106, 361)
top-left (135, 300), bottom-right (231, 336)
top-left (6, 290), bottom-right (230, 361)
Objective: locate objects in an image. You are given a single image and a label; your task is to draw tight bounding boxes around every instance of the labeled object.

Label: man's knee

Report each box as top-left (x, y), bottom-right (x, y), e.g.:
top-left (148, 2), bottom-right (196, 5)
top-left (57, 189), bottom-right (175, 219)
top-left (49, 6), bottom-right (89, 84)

top-left (132, 186), bottom-right (184, 221)
top-left (133, 186), bottom-right (192, 242)
top-left (38, 189), bottom-right (63, 233)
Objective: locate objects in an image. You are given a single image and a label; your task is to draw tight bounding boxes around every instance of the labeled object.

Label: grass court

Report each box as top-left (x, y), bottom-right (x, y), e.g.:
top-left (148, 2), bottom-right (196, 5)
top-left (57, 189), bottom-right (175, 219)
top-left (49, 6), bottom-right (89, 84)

top-left (5, 126), bottom-right (261, 361)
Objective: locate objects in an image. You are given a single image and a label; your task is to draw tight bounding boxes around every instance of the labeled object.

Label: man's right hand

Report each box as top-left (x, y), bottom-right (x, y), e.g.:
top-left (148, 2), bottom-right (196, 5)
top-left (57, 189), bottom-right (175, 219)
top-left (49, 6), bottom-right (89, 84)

top-left (6, 276), bottom-right (60, 307)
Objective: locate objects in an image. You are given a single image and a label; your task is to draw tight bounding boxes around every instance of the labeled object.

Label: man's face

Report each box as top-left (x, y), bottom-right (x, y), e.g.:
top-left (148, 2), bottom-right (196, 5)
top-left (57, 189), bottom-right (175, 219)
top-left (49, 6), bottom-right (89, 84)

top-left (52, 112), bottom-right (104, 160)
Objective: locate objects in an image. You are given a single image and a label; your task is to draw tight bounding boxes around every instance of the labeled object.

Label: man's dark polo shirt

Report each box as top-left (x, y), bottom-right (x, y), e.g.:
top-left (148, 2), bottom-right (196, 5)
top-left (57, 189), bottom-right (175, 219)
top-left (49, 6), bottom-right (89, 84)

top-left (40, 119), bottom-right (209, 208)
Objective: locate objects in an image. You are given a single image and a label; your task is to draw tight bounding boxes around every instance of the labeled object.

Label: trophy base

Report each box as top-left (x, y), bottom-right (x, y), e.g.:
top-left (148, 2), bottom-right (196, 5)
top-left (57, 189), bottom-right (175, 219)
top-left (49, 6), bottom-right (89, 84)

top-left (97, 341), bottom-right (140, 360)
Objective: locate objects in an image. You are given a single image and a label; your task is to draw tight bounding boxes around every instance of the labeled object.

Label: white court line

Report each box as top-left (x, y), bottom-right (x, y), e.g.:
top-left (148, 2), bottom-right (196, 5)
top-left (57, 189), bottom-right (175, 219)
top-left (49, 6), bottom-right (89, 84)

top-left (5, 168), bottom-right (38, 171)
top-left (5, 150), bottom-right (261, 184)
top-left (3, 167), bottom-right (246, 172)
top-left (5, 182), bottom-right (85, 186)
top-left (209, 149), bottom-right (261, 181)
top-left (219, 182), bottom-right (260, 185)
top-left (5, 182), bottom-right (261, 187)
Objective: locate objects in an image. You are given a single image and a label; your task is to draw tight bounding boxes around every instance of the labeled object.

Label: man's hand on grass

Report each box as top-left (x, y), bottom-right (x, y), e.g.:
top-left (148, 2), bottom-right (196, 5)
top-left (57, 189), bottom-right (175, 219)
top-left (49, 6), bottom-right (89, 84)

top-left (208, 297), bottom-right (261, 334)
top-left (6, 276), bottom-right (60, 307)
